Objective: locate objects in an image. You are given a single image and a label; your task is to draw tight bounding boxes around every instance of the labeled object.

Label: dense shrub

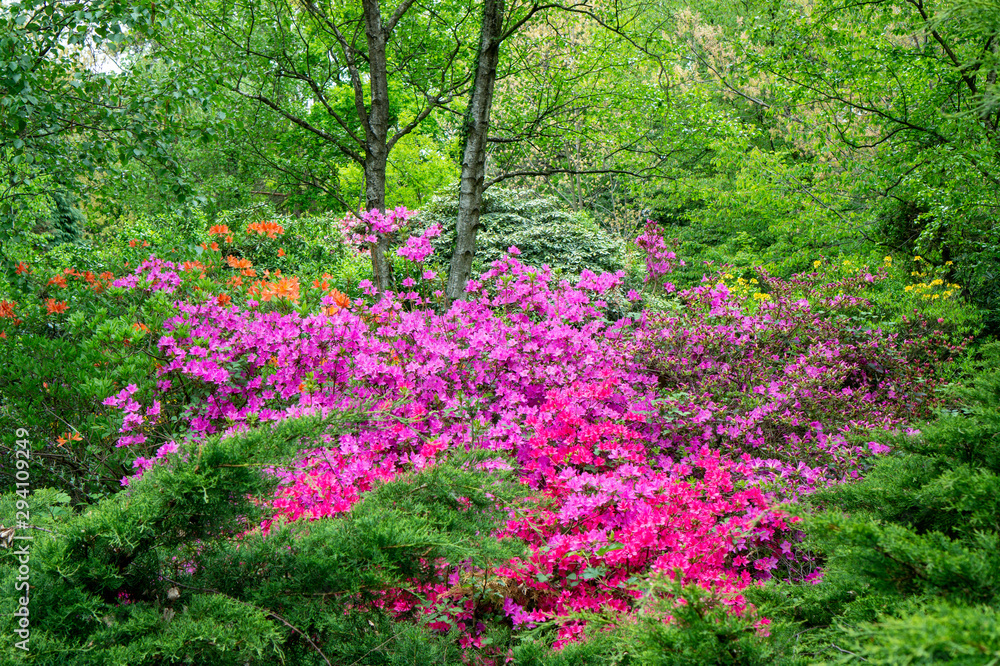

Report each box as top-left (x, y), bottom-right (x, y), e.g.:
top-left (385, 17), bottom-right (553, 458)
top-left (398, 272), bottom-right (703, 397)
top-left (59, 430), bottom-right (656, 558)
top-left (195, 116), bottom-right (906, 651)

top-left (415, 188), bottom-right (625, 277)
top-left (744, 343), bottom-right (1000, 663)
top-left (0, 216), bottom-right (979, 663)
top-left (0, 416), bottom-right (525, 664)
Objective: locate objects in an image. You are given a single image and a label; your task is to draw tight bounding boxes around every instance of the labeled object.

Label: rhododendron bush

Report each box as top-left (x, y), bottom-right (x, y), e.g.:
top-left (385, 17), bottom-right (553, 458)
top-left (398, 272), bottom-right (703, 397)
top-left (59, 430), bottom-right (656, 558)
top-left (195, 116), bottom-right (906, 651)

top-left (88, 219), bottom-right (963, 652)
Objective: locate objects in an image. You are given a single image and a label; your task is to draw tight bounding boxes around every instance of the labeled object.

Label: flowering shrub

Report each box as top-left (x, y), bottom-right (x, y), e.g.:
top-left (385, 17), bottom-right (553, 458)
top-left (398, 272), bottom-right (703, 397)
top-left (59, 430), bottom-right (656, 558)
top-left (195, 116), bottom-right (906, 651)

top-left (76, 218), bottom-right (964, 658)
top-left (2, 207), bottom-right (972, 663)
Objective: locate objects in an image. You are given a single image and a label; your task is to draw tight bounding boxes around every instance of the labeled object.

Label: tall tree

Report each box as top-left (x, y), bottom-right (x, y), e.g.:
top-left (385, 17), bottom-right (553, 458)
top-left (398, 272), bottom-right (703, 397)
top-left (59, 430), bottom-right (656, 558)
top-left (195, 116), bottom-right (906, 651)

top-left (446, 0), bottom-right (506, 301)
top-left (446, 1), bottom-right (703, 300)
top-left (149, 0), bottom-right (477, 291)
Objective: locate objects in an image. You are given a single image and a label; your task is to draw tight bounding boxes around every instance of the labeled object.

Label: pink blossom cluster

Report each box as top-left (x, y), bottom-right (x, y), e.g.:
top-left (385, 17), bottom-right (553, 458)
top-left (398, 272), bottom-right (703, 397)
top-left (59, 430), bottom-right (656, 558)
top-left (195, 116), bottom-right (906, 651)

top-left (101, 220), bottom-right (959, 650)
top-left (635, 220), bottom-right (683, 291)
top-left (337, 206), bottom-right (415, 247)
top-left (396, 222), bottom-right (443, 263)
top-left (112, 256), bottom-right (183, 294)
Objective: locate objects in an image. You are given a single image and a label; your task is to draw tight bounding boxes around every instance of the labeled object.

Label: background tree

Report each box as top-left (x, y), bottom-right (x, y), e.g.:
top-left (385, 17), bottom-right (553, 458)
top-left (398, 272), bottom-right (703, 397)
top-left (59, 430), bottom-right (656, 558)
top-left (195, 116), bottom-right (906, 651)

top-left (0, 0), bottom-right (199, 257)
top-left (148, 0), bottom-right (479, 291)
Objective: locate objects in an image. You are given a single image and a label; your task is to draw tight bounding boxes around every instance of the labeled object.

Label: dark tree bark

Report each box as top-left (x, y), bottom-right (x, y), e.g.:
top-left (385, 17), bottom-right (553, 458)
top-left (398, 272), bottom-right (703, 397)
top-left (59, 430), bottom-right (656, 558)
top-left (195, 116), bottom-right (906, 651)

top-left (446, 0), bottom-right (506, 302)
top-left (361, 0), bottom-right (393, 292)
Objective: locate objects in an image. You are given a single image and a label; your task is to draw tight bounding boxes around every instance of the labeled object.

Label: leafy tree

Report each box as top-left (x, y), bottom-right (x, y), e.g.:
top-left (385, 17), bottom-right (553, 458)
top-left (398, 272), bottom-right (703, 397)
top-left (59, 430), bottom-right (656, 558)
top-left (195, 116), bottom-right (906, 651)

top-left (147, 0), bottom-right (480, 291)
top-left (0, 0), bottom-right (203, 254)
top-left (664, 0), bottom-right (1000, 324)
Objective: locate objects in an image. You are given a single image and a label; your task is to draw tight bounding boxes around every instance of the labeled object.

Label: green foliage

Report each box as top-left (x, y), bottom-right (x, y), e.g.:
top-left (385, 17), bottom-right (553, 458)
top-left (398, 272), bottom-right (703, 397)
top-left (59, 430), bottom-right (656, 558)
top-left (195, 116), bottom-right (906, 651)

top-left (418, 188), bottom-right (625, 277)
top-left (747, 342), bottom-right (1000, 663)
top-left (45, 193), bottom-right (86, 247)
top-left (0, 0), bottom-right (203, 250)
top-left (836, 601), bottom-right (1000, 665)
top-left (513, 576), bottom-right (789, 666)
top-left (0, 416), bottom-right (528, 664)
top-left (0, 269), bottom-right (180, 499)
top-left (213, 204), bottom-right (342, 275)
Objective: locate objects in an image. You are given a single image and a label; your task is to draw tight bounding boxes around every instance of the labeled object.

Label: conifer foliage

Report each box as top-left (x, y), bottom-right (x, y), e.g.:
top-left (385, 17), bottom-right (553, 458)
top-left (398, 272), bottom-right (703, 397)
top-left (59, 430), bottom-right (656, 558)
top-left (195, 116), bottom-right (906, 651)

top-left (0, 414), bottom-right (527, 664)
top-left (752, 344), bottom-right (1000, 663)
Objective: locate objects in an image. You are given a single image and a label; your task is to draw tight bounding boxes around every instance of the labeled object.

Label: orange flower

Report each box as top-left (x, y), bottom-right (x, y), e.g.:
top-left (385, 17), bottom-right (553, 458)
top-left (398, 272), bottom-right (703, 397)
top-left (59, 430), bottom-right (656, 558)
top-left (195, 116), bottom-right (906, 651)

top-left (99, 271), bottom-right (114, 280)
top-left (129, 239), bottom-right (137, 247)
top-left (56, 431), bottom-right (83, 447)
top-left (226, 255), bottom-right (253, 270)
top-left (248, 277), bottom-right (300, 303)
top-left (46, 299), bottom-right (68, 314)
top-left (15, 262), bottom-right (29, 275)
top-left (0, 301), bottom-right (16, 318)
top-left (247, 221), bottom-right (285, 239)
top-left (142, 240), bottom-right (150, 248)
top-left (181, 260), bottom-right (207, 277)
top-left (325, 289), bottom-right (351, 314)
top-left (216, 293), bottom-right (232, 306)
top-left (133, 322), bottom-right (150, 334)
top-left (47, 274), bottom-right (68, 288)
top-left (333, 289), bottom-right (351, 308)
top-left (274, 277), bottom-right (299, 301)
top-left (277, 248), bottom-right (285, 257)
top-left (225, 234), bottom-right (234, 244)
top-left (209, 224), bottom-right (231, 236)
top-left (229, 275), bottom-right (244, 287)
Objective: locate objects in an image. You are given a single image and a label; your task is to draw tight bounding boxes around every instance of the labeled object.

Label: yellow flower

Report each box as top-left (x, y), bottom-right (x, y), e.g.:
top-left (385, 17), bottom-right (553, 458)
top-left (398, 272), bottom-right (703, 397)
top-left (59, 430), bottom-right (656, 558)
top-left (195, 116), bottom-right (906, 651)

top-left (914, 255), bottom-right (922, 261)
top-left (930, 278), bottom-right (943, 286)
top-left (813, 260), bottom-right (822, 268)
top-left (752, 292), bottom-right (771, 300)
top-left (904, 285), bottom-right (914, 292)
top-left (883, 255), bottom-right (892, 264)
top-left (842, 259), bottom-right (851, 266)
top-left (945, 261), bottom-right (953, 266)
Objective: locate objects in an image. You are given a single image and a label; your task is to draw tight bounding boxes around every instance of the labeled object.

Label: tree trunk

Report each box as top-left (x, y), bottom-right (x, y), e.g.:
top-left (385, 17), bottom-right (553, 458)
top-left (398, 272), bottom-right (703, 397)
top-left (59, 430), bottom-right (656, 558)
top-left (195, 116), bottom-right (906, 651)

top-left (362, 0), bottom-right (393, 292)
top-left (446, 0), bottom-right (505, 302)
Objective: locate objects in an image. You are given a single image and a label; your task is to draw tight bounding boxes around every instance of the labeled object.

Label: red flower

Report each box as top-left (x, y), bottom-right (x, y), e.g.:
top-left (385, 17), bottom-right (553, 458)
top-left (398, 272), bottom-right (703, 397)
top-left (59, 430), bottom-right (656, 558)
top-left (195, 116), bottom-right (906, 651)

top-left (46, 299), bottom-right (68, 314)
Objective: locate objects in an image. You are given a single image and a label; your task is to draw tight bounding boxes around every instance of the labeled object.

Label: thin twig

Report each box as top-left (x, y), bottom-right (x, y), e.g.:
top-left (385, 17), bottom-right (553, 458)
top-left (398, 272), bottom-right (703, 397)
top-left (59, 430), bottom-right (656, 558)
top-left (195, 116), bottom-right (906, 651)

top-left (831, 644), bottom-right (868, 660)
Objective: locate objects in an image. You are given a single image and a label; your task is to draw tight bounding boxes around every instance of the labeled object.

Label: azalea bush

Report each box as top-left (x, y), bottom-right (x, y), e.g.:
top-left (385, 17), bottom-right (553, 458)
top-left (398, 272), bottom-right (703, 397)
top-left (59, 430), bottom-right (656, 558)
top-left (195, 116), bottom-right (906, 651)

top-left (0, 211), bottom-right (353, 499)
top-left (0, 213), bottom-right (977, 663)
